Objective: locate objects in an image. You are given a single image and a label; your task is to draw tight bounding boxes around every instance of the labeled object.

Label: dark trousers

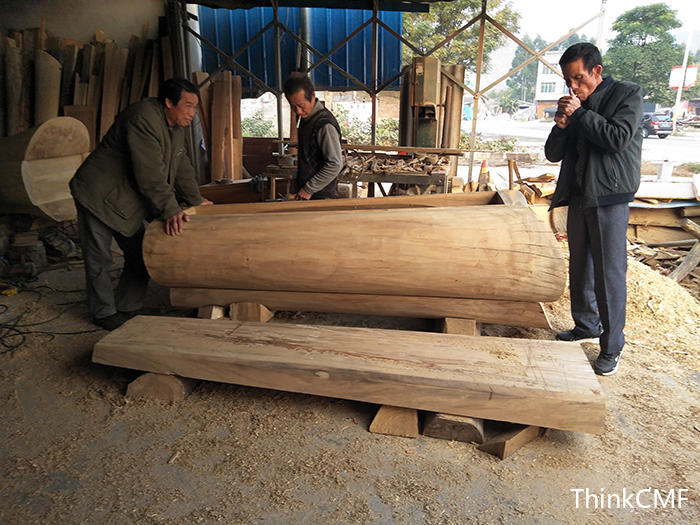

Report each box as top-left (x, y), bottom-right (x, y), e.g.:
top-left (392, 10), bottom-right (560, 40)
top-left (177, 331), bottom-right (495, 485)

top-left (567, 200), bottom-right (629, 355)
top-left (75, 201), bottom-right (149, 320)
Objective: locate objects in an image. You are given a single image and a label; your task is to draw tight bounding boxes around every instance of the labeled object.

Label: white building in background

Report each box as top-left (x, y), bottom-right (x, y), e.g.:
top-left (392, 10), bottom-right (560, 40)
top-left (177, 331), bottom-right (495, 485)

top-left (534, 52), bottom-right (568, 119)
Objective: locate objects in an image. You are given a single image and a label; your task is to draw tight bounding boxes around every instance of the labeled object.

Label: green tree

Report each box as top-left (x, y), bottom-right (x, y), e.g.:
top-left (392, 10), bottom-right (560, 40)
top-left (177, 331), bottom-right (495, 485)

top-left (402, 0), bottom-right (518, 72)
top-left (505, 34), bottom-right (547, 103)
top-left (603, 3), bottom-right (683, 105)
top-left (241, 110), bottom-right (276, 137)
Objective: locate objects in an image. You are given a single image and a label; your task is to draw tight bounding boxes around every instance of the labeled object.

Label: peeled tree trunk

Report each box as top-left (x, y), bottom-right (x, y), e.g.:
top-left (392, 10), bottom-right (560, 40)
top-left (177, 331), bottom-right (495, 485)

top-left (144, 206), bottom-right (566, 303)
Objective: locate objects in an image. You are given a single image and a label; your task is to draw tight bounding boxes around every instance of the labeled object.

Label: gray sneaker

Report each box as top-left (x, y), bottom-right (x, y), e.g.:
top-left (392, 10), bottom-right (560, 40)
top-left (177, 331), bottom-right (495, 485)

top-left (594, 349), bottom-right (623, 376)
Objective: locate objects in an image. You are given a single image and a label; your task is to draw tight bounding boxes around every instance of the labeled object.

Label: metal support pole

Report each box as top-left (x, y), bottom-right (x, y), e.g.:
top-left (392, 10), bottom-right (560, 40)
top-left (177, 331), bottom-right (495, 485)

top-left (371, 1), bottom-right (378, 145)
top-left (273, 1), bottom-right (284, 156)
top-left (301, 8), bottom-right (312, 71)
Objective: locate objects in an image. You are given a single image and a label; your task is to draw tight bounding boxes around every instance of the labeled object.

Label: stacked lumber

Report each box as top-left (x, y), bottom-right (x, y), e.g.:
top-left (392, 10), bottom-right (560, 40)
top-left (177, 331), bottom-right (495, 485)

top-left (192, 70), bottom-right (244, 183)
top-left (93, 316), bottom-right (606, 434)
top-left (1, 19), bottom-right (181, 150)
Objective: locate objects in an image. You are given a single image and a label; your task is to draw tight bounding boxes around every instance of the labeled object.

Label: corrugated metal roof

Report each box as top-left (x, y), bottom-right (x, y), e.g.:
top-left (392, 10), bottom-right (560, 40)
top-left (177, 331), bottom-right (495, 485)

top-left (198, 5), bottom-right (403, 94)
top-left (196, 1), bottom-right (432, 13)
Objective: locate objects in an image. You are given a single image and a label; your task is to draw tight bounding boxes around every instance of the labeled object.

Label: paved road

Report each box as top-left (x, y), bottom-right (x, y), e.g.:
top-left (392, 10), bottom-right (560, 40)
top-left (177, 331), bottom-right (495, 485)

top-left (470, 118), bottom-right (700, 164)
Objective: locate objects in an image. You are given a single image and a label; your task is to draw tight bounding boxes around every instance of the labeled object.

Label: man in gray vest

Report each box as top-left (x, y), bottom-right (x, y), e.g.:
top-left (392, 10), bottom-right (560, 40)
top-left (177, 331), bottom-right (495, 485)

top-left (70, 78), bottom-right (208, 331)
top-left (545, 43), bottom-right (642, 376)
top-left (283, 75), bottom-right (342, 200)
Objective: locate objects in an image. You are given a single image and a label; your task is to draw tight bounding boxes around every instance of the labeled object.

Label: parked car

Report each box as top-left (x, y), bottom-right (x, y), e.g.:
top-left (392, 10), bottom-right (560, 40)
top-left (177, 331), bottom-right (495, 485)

top-left (642, 113), bottom-right (672, 138)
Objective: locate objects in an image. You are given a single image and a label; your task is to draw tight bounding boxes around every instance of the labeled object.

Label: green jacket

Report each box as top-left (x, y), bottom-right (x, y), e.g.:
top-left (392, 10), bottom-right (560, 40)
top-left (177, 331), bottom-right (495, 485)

top-left (545, 77), bottom-right (643, 209)
top-left (70, 98), bottom-right (203, 236)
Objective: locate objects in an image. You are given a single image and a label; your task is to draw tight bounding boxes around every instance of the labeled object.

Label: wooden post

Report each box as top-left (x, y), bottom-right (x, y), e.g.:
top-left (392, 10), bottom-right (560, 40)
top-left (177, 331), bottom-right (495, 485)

top-left (231, 75), bottom-right (243, 180)
top-left (508, 159), bottom-right (514, 190)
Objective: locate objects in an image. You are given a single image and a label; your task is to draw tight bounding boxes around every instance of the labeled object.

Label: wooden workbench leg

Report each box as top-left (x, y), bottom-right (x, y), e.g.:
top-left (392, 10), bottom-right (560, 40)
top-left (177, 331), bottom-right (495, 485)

top-left (126, 373), bottom-right (197, 403)
top-left (229, 302), bottom-right (275, 322)
top-left (369, 405), bottom-right (419, 438)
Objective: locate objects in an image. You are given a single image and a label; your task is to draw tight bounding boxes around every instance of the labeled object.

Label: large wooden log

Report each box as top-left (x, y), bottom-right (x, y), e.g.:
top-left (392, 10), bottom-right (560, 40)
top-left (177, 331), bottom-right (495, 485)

top-left (92, 316), bottom-right (606, 434)
top-left (169, 288), bottom-right (552, 329)
top-left (145, 206), bottom-right (566, 302)
top-left (0, 117), bottom-right (89, 220)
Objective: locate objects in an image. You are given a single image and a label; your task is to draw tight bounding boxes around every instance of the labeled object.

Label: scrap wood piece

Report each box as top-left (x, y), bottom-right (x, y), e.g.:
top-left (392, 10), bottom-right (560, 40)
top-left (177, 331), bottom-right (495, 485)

top-left (680, 218), bottom-right (700, 240)
top-left (369, 405), bottom-right (419, 438)
top-left (478, 423), bottom-right (542, 460)
top-left (197, 305), bottom-right (225, 319)
top-left (669, 242), bottom-right (700, 282)
top-left (93, 316), bottom-right (606, 434)
top-left (423, 413), bottom-right (485, 444)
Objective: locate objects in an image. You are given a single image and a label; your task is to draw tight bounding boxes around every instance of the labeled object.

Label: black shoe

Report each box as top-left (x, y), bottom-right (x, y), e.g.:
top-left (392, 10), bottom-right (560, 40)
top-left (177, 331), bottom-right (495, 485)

top-left (555, 327), bottom-right (603, 341)
top-left (594, 349), bottom-right (623, 376)
top-left (94, 312), bottom-right (131, 331)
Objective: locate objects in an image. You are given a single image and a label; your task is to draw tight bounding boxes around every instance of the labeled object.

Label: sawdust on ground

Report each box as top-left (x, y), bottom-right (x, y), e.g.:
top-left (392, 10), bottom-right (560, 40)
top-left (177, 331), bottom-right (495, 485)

top-left (0, 249), bottom-right (698, 524)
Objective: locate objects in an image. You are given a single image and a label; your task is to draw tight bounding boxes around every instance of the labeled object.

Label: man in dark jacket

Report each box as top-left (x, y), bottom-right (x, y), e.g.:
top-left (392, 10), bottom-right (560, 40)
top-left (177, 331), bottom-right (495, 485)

top-left (70, 78), bottom-right (206, 330)
top-left (283, 75), bottom-right (342, 200)
top-left (545, 43), bottom-right (642, 376)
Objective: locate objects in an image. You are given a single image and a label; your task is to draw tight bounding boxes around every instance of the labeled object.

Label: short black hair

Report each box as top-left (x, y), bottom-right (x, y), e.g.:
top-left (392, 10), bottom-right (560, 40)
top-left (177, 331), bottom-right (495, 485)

top-left (559, 43), bottom-right (602, 73)
top-left (283, 74), bottom-right (315, 102)
top-left (158, 78), bottom-right (197, 106)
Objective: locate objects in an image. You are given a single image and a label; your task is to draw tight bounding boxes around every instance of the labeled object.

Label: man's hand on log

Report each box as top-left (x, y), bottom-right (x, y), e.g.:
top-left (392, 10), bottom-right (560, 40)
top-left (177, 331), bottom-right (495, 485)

top-left (165, 211), bottom-right (190, 235)
top-left (296, 188), bottom-right (312, 200)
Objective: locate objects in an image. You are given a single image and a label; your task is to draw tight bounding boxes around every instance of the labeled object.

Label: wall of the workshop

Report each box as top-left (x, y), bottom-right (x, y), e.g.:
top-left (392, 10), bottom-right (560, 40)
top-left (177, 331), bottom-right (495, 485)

top-left (0, 0), bottom-right (163, 47)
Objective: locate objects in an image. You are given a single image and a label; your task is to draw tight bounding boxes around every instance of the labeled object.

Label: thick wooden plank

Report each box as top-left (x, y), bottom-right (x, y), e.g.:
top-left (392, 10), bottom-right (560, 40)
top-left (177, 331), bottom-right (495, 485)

top-left (629, 207), bottom-right (682, 227)
top-left (169, 289), bottom-right (553, 329)
top-left (636, 180), bottom-right (697, 200)
top-left (189, 191), bottom-right (499, 216)
top-left (145, 207), bottom-right (566, 303)
top-left (342, 144), bottom-right (465, 155)
top-left (99, 43), bottom-right (128, 140)
top-left (210, 71), bottom-right (232, 181)
top-left (93, 316), bottom-right (606, 434)
top-left (160, 36), bottom-right (173, 81)
top-left (34, 50), bottom-right (61, 125)
top-left (146, 40), bottom-right (160, 97)
top-left (369, 405), bottom-right (419, 438)
top-left (231, 75), bottom-right (243, 180)
top-left (630, 225), bottom-right (694, 245)
top-left (682, 206), bottom-right (700, 218)
top-left (5, 45), bottom-right (23, 136)
top-left (192, 72), bottom-right (211, 154)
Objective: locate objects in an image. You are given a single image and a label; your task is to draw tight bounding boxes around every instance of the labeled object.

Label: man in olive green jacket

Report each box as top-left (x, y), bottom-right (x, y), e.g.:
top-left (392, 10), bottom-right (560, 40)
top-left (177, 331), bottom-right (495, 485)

top-left (70, 78), bottom-right (205, 330)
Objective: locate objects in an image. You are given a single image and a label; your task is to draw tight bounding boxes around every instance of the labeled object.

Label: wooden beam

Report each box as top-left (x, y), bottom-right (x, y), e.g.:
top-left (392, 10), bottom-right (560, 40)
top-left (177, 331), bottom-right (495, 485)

top-left (680, 218), bottom-right (700, 240)
top-left (210, 70), bottom-right (232, 181)
top-left (188, 191), bottom-right (499, 216)
top-left (629, 207), bottom-right (682, 228)
top-left (169, 289), bottom-right (553, 329)
top-left (93, 317), bottom-right (606, 434)
top-left (669, 242), bottom-right (700, 282)
top-left (342, 144), bottom-right (465, 155)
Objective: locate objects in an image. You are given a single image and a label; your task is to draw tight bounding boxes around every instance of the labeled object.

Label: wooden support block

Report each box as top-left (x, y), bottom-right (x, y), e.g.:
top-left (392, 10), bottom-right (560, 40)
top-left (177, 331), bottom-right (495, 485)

top-left (126, 372), bottom-right (196, 403)
top-left (369, 405), bottom-right (419, 438)
top-left (439, 317), bottom-right (477, 335)
top-left (229, 302), bottom-right (274, 322)
top-left (423, 413), bottom-right (484, 444)
top-left (680, 218), bottom-right (700, 241)
top-left (197, 305), bottom-right (225, 319)
top-left (478, 423), bottom-right (541, 460)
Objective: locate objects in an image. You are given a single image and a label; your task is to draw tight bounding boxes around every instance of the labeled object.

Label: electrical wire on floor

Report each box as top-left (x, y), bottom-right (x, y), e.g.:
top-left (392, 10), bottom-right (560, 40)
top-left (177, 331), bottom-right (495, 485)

top-left (0, 301), bottom-right (102, 354)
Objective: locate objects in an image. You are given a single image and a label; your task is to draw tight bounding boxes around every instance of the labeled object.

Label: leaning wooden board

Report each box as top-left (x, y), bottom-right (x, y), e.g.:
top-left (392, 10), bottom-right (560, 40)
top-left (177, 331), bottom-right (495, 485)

top-left (93, 316), bottom-right (605, 434)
